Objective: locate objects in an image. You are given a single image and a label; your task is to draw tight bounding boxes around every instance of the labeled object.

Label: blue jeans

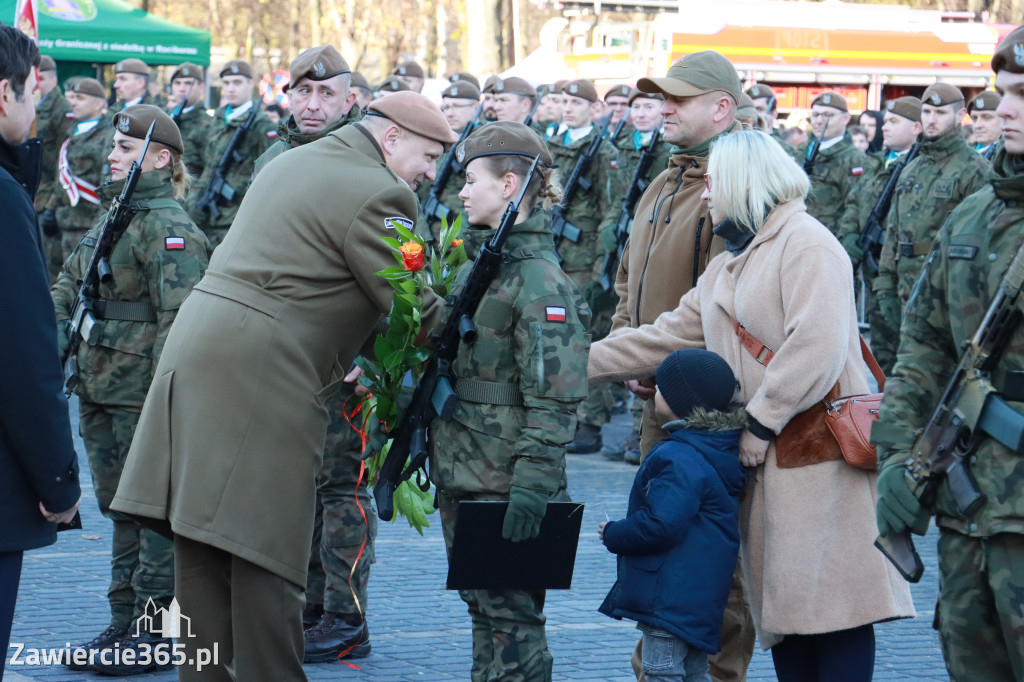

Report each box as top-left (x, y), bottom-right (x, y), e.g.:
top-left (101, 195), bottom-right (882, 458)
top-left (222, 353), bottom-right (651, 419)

top-left (640, 624), bottom-right (711, 682)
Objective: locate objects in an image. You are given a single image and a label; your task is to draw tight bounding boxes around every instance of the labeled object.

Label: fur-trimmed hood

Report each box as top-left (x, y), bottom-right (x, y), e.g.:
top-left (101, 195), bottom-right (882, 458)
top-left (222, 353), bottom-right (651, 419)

top-left (662, 403), bottom-right (749, 433)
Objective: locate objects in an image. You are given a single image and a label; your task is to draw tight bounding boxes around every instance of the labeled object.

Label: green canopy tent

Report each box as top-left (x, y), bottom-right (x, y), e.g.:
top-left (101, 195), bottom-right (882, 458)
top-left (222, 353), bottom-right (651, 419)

top-left (2, 0), bottom-right (209, 68)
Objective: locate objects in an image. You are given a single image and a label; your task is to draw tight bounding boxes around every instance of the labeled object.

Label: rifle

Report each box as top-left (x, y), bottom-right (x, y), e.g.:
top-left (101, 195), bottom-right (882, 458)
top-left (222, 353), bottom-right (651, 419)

top-left (875, 243), bottom-right (1024, 582)
top-left (598, 127), bottom-right (662, 291)
top-left (373, 155), bottom-right (543, 522)
top-left (170, 81), bottom-right (195, 127)
top-left (194, 98), bottom-right (261, 221)
top-left (606, 112), bottom-right (629, 144)
top-left (802, 133), bottom-right (820, 175)
top-left (523, 96), bottom-right (542, 128)
top-left (63, 123), bottom-right (156, 396)
top-left (422, 102), bottom-right (484, 227)
top-left (984, 143), bottom-right (998, 161)
top-left (551, 115), bottom-right (613, 257)
top-left (855, 144), bottom-right (919, 276)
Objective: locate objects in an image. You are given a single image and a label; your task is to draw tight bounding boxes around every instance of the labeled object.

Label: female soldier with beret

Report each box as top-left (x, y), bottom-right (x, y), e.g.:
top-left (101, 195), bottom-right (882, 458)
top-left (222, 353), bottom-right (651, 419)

top-left (52, 104), bottom-right (210, 676)
top-left (430, 121), bottom-right (592, 682)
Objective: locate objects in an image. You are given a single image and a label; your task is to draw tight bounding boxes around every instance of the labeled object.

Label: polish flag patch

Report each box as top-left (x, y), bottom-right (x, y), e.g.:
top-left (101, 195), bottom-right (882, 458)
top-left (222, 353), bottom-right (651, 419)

top-left (610, 160), bottom-right (618, 169)
top-left (267, 130), bottom-right (278, 138)
top-left (852, 166), bottom-right (864, 176)
top-left (165, 236), bottom-right (186, 250)
top-left (546, 306), bottom-right (566, 322)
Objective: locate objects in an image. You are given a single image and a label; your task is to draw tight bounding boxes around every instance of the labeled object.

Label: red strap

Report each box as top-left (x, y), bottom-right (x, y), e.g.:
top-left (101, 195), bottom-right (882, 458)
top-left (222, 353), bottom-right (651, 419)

top-left (731, 316), bottom-right (775, 366)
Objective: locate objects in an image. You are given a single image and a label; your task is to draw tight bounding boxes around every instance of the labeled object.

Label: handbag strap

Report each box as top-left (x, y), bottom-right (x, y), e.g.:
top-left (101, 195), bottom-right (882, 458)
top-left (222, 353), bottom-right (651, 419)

top-left (730, 316), bottom-right (886, 390)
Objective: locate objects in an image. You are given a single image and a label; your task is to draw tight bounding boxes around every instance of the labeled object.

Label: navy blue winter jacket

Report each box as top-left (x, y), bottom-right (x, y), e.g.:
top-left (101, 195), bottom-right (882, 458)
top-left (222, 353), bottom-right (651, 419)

top-left (599, 407), bottom-right (747, 653)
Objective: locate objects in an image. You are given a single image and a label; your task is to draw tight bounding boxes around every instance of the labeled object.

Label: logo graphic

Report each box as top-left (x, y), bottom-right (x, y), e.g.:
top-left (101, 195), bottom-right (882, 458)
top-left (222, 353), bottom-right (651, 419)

top-left (1015, 43), bottom-right (1024, 68)
top-left (456, 142), bottom-right (466, 164)
top-left (231, 64), bottom-right (239, 74)
top-left (751, 86), bottom-right (760, 97)
top-left (496, 82), bottom-right (504, 92)
top-left (39, 0), bottom-right (98, 22)
top-left (931, 93), bottom-right (941, 105)
top-left (975, 98), bottom-right (985, 109)
top-left (135, 598), bottom-right (194, 639)
top-left (312, 60), bottom-right (326, 78)
top-left (822, 94), bottom-right (831, 105)
top-left (116, 116), bottom-right (130, 133)
top-left (887, 101), bottom-right (895, 111)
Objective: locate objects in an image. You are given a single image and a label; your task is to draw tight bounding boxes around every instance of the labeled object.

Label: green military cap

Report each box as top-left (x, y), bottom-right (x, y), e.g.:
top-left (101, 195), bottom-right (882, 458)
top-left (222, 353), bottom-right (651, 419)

top-left (441, 81), bottom-right (480, 101)
top-left (450, 72), bottom-right (480, 89)
top-left (604, 84), bottom-right (632, 100)
top-left (629, 88), bottom-right (662, 106)
top-left (812, 91), bottom-right (848, 112)
top-left (563, 79), bottom-right (597, 102)
top-left (112, 104), bottom-right (184, 154)
top-left (350, 71), bottom-right (371, 92)
top-left (992, 25), bottom-right (1024, 74)
top-left (922, 82), bottom-right (964, 108)
top-left (287, 45), bottom-right (350, 91)
top-left (482, 75), bottom-right (501, 94)
top-left (377, 75), bottom-right (409, 93)
top-left (366, 91), bottom-right (459, 147)
top-left (69, 77), bottom-right (106, 99)
top-left (969, 90), bottom-right (1002, 114)
top-left (454, 120), bottom-right (553, 167)
top-left (115, 58), bottom-right (149, 77)
top-left (745, 83), bottom-right (775, 101)
top-left (736, 92), bottom-right (757, 118)
top-left (885, 96), bottom-right (922, 123)
top-left (171, 62), bottom-right (204, 82)
top-left (220, 60), bottom-right (253, 79)
top-left (495, 77), bottom-right (537, 99)
top-left (39, 55), bottom-right (56, 72)
top-left (393, 61), bottom-right (424, 79)
top-left (639, 51), bottom-right (741, 103)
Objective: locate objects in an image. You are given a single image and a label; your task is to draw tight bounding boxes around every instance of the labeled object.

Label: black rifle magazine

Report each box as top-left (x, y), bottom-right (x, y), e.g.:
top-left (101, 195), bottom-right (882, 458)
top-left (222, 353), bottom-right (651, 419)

top-left (447, 501), bottom-right (584, 591)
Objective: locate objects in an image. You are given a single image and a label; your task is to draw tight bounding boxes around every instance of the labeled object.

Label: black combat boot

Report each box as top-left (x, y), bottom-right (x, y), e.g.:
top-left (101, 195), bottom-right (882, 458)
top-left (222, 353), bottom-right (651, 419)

top-left (601, 431), bottom-right (640, 462)
top-left (302, 601), bottom-right (325, 630)
top-left (64, 624), bottom-right (128, 670)
top-left (89, 628), bottom-right (173, 676)
top-left (303, 612), bottom-right (370, 663)
top-left (566, 423), bottom-right (603, 454)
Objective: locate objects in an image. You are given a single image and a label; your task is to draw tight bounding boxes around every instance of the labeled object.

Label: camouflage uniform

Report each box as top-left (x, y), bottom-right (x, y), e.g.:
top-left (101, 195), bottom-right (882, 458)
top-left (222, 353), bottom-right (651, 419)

top-left (608, 124), bottom-right (673, 214)
top-left (34, 88), bottom-right (74, 277)
top-left (252, 105), bottom-right (362, 177)
top-left (416, 123), bottom-right (473, 245)
top-left (48, 115), bottom-right (114, 263)
top-left (545, 126), bottom-right (619, 432)
top-left (51, 169), bottom-right (210, 629)
top-left (770, 129), bottom-right (797, 158)
top-left (872, 148), bottom-right (1024, 681)
top-left (797, 133), bottom-right (868, 235)
top-left (430, 211), bottom-right (591, 682)
top-left (110, 91), bottom-right (164, 114)
top-left (874, 127), bottom-right (989, 347)
top-left (173, 105), bottom-right (214, 179)
top-left (187, 104), bottom-right (277, 247)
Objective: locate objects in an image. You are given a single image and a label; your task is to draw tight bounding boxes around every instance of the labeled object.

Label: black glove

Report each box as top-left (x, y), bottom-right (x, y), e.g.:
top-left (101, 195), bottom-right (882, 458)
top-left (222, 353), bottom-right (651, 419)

top-left (42, 209), bottom-right (59, 237)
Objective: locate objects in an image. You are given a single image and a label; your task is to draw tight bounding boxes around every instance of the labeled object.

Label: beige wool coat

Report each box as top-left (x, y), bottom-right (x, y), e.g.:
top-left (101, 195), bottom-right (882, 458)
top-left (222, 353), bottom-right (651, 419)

top-left (591, 200), bottom-right (914, 648)
top-left (110, 124), bottom-right (444, 587)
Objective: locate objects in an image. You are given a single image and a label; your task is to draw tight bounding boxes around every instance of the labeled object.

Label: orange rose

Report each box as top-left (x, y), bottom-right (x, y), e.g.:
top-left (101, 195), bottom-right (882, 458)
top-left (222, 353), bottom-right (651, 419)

top-left (399, 241), bottom-right (426, 271)
top-left (451, 238), bottom-right (463, 249)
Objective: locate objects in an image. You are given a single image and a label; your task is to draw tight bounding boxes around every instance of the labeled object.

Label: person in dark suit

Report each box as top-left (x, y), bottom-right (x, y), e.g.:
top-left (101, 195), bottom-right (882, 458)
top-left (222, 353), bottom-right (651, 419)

top-left (0, 24), bottom-right (82, 679)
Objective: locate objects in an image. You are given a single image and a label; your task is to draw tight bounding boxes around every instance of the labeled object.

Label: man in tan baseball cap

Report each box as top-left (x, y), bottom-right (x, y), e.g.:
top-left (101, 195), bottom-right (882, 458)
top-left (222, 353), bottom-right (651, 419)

top-left (113, 58), bottom-right (157, 110)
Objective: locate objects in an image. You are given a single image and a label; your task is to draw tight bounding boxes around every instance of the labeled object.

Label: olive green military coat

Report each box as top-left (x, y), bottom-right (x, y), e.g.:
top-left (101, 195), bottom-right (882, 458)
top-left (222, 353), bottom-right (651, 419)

top-left (111, 124), bottom-right (445, 587)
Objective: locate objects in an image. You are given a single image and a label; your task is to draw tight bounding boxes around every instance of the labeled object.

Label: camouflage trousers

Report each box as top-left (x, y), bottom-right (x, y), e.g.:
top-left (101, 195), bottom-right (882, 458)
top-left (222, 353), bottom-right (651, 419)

top-left (936, 529), bottom-right (1024, 681)
top-left (575, 276), bottom-right (618, 428)
top-left (78, 401), bottom-right (174, 628)
top-left (59, 227), bottom-right (88, 266)
top-left (305, 396), bottom-right (377, 618)
top-left (438, 489), bottom-right (571, 682)
top-left (866, 287), bottom-right (898, 376)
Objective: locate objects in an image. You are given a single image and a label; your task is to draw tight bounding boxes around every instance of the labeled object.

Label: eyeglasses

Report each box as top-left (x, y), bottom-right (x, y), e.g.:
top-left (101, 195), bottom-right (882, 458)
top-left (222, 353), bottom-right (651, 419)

top-left (440, 102), bottom-right (477, 112)
top-left (809, 111), bottom-right (835, 121)
top-left (704, 174), bottom-right (712, 191)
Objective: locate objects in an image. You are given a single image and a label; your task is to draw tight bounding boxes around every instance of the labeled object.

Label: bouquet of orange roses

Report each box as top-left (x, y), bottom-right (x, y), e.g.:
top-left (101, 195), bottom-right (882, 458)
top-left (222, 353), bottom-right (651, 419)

top-left (354, 216), bottom-right (468, 533)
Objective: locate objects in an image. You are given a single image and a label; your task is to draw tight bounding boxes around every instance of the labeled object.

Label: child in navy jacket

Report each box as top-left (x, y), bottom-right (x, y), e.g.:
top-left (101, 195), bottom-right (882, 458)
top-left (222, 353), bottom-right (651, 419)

top-left (599, 349), bottom-right (747, 682)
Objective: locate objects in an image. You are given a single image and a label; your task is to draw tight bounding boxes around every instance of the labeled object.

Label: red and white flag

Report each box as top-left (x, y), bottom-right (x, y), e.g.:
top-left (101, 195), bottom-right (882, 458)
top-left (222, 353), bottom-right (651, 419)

top-left (165, 237), bottom-right (186, 250)
top-left (545, 306), bottom-right (566, 323)
top-left (58, 139), bottom-right (100, 207)
top-left (15, 0), bottom-right (38, 42)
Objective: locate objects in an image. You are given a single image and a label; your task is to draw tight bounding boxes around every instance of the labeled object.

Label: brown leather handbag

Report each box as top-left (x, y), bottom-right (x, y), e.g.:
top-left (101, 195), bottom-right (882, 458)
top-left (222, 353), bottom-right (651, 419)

top-left (731, 318), bottom-right (884, 470)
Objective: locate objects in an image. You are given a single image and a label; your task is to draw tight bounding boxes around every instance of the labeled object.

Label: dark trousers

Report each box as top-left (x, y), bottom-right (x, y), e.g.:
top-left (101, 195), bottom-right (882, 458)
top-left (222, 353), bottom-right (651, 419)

top-left (0, 551), bottom-right (25, 681)
top-left (770, 624), bottom-right (875, 682)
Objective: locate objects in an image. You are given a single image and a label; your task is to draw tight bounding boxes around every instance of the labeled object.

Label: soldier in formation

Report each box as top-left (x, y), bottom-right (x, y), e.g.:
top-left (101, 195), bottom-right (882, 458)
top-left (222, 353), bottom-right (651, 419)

top-left (166, 62), bottom-right (212, 179)
top-left (33, 55), bottom-right (74, 279)
top-left (112, 58), bottom-right (162, 111)
top-left (392, 60), bottom-right (425, 92)
top-left (493, 76), bottom-right (537, 125)
top-left (746, 83), bottom-right (794, 154)
top-left (53, 105), bottom-right (209, 676)
top-left (350, 71), bottom-right (373, 110)
top-left (969, 90), bottom-right (1002, 160)
top-left (603, 84), bottom-right (631, 128)
top-left (873, 25), bottom-right (1024, 680)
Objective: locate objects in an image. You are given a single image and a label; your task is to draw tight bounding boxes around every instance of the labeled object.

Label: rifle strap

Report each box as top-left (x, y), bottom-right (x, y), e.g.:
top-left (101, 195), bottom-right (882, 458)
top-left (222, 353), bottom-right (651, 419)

top-left (100, 300), bottom-right (158, 322)
top-left (454, 379), bottom-right (524, 406)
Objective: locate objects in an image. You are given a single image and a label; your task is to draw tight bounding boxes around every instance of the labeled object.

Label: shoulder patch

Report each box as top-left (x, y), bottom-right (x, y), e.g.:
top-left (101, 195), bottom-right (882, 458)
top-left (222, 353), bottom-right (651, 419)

top-left (267, 130), bottom-right (277, 138)
top-left (947, 244), bottom-right (978, 260)
top-left (165, 236), bottom-right (186, 250)
top-left (385, 217), bottom-right (414, 231)
top-left (610, 159), bottom-right (618, 169)
top-left (545, 306), bottom-right (567, 323)
top-left (851, 166), bottom-right (864, 176)
top-left (933, 180), bottom-right (953, 199)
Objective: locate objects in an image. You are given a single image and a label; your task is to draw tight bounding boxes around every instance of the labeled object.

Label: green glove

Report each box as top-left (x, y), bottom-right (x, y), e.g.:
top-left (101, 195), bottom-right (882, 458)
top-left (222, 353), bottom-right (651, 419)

top-left (841, 234), bottom-right (865, 268)
top-left (600, 223), bottom-right (619, 253)
top-left (876, 462), bottom-right (923, 537)
top-left (56, 320), bottom-right (70, 359)
top-left (502, 486), bottom-right (549, 542)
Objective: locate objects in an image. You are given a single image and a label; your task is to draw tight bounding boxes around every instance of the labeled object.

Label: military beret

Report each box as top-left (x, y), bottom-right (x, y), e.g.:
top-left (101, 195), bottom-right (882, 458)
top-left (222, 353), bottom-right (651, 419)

top-left (969, 91), bottom-right (1002, 114)
top-left (495, 77), bottom-right (537, 99)
top-left (171, 62), bottom-right (204, 83)
top-left (454, 120), bottom-right (552, 168)
top-left (69, 77), bottom-right (106, 100)
top-left (393, 61), bottom-right (424, 79)
top-left (366, 91), bottom-right (459, 147)
top-left (736, 93), bottom-right (757, 117)
top-left (552, 79), bottom-right (567, 94)
top-left (563, 79), bottom-right (598, 102)
top-left (350, 71), bottom-right (371, 92)
top-left (112, 104), bottom-right (183, 155)
top-left (220, 60), bottom-right (253, 80)
top-left (885, 96), bottom-right (922, 123)
top-left (482, 75), bottom-right (502, 94)
top-left (992, 25), bottom-right (1024, 75)
top-left (441, 81), bottom-right (481, 101)
top-left (39, 55), bottom-right (56, 72)
top-left (812, 91), bottom-right (848, 112)
top-left (745, 84), bottom-right (775, 101)
top-left (922, 82), bottom-right (964, 108)
top-left (287, 45), bottom-right (350, 91)
top-left (604, 84), bottom-right (632, 101)
top-left (639, 51), bottom-right (741, 103)
top-left (629, 88), bottom-right (662, 106)
top-left (449, 72), bottom-right (480, 89)
top-left (377, 76), bottom-right (409, 93)
top-left (115, 58), bottom-right (149, 77)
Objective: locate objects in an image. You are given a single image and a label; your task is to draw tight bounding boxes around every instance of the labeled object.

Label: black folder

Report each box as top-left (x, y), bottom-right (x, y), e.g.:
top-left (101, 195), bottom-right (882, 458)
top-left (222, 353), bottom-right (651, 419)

top-left (446, 501), bottom-right (584, 591)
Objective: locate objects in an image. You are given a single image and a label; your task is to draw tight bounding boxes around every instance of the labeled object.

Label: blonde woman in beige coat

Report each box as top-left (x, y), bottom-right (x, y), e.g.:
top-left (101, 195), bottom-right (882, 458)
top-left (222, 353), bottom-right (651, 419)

top-left (589, 130), bottom-right (914, 681)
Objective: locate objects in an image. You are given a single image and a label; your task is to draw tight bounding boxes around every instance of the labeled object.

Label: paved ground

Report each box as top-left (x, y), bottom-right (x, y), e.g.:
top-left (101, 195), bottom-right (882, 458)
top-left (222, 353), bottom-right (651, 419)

top-left (6, 398), bottom-right (947, 681)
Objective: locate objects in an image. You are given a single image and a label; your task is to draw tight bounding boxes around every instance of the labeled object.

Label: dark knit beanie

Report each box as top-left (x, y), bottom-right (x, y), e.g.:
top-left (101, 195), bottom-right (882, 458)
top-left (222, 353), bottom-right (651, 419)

top-left (655, 349), bottom-right (736, 419)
